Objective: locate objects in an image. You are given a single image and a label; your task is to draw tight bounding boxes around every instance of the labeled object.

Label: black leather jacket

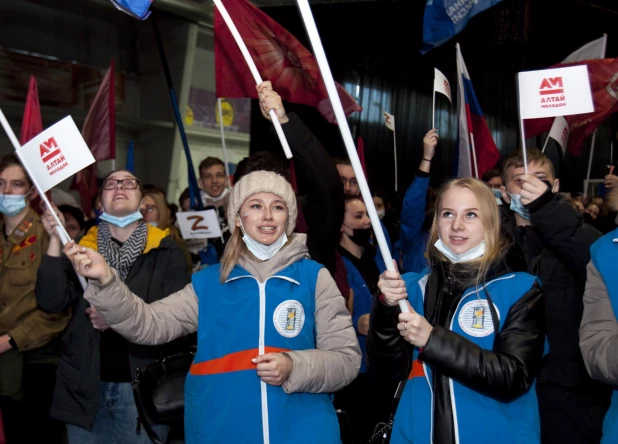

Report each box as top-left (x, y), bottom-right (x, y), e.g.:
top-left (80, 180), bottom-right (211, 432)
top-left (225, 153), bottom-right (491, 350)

top-left (367, 263), bottom-right (545, 444)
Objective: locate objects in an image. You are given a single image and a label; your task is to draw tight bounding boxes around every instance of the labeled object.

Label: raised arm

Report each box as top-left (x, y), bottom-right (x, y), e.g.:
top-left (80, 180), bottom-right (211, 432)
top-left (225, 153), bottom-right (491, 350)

top-left (64, 241), bottom-right (198, 345)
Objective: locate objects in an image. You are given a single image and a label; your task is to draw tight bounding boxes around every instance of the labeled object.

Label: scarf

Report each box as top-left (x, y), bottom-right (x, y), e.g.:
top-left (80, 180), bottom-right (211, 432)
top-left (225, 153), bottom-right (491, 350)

top-left (97, 221), bottom-right (148, 281)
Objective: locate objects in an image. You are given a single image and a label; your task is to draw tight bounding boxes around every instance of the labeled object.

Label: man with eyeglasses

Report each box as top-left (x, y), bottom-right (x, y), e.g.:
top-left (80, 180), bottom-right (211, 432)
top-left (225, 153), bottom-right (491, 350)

top-left (334, 159), bottom-right (360, 196)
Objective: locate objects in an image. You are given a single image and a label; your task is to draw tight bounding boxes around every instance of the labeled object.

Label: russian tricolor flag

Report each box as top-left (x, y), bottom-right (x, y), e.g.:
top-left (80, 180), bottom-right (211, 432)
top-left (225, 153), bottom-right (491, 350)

top-left (455, 44), bottom-right (500, 178)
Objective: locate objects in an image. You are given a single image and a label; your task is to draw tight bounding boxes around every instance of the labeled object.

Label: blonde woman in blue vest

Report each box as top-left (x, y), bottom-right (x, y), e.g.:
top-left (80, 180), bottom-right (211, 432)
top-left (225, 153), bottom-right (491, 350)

top-left (60, 170), bottom-right (361, 444)
top-left (368, 177), bottom-right (545, 444)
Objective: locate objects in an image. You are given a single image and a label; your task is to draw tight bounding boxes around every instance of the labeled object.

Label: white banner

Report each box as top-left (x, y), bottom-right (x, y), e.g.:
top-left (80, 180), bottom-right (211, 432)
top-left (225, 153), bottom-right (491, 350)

top-left (177, 209), bottom-right (222, 239)
top-left (518, 66), bottom-right (594, 119)
top-left (383, 111), bottom-right (395, 131)
top-left (434, 68), bottom-right (453, 104)
top-left (562, 34), bottom-right (607, 64)
top-left (548, 116), bottom-right (570, 154)
top-left (19, 116), bottom-right (95, 192)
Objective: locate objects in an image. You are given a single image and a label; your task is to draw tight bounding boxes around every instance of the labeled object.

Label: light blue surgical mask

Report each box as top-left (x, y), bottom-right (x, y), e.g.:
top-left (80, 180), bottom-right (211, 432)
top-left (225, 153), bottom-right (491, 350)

top-left (493, 189), bottom-right (502, 200)
top-left (239, 219), bottom-right (288, 261)
top-left (99, 210), bottom-right (143, 228)
top-left (434, 238), bottom-right (486, 264)
top-left (507, 192), bottom-right (531, 221)
top-left (0, 192), bottom-right (30, 217)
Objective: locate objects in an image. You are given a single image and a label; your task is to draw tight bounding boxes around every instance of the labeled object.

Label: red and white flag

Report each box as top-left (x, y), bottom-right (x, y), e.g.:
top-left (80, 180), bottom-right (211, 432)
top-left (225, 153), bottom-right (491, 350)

top-left (434, 68), bottom-right (452, 104)
top-left (214, 0), bottom-right (361, 124)
top-left (546, 116), bottom-right (570, 155)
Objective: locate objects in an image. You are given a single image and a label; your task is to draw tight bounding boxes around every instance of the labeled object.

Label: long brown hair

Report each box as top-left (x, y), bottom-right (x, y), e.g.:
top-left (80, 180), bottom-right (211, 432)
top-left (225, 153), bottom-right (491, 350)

top-left (144, 190), bottom-right (171, 229)
top-left (426, 177), bottom-right (508, 287)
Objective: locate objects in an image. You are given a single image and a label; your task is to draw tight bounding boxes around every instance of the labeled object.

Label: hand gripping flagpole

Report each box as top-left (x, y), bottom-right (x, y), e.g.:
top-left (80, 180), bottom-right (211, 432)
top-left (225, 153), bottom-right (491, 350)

top-left (213, 0), bottom-right (293, 160)
top-left (295, 0), bottom-right (408, 313)
top-left (0, 108), bottom-right (87, 289)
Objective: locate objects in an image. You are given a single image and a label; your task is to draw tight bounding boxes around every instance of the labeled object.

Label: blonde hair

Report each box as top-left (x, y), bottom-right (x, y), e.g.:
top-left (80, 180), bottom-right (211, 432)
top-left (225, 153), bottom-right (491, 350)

top-left (145, 191), bottom-right (171, 230)
top-left (427, 177), bottom-right (508, 287)
top-left (219, 226), bottom-right (249, 283)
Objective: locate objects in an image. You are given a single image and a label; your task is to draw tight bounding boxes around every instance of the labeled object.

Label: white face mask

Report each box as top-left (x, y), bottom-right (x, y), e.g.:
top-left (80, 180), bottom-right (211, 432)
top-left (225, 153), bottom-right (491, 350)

top-left (377, 209), bottom-right (386, 220)
top-left (239, 219), bottom-right (288, 261)
top-left (434, 238), bottom-right (486, 264)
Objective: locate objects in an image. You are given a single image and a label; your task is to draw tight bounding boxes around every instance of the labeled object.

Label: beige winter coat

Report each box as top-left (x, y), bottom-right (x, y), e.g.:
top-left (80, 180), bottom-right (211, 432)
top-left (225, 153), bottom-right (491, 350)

top-left (84, 233), bottom-right (361, 394)
top-left (579, 260), bottom-right (618, 384)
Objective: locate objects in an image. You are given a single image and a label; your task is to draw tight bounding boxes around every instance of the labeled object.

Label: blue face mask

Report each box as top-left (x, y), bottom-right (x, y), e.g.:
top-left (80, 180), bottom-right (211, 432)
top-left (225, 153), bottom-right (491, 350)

top-left (493, 189), bottom-right (502, 200)
top-left (508, 193), bottom-right (531, 221)
top-left (0, 193), bottom-right (29, 217)
top-left (99, 210), bottom-right (143, 228)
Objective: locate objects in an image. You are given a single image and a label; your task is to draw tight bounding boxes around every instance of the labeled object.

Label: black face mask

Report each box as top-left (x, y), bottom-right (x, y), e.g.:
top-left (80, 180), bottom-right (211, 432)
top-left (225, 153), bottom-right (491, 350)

top-left (347, 227), bottom-right (372, 247)
top-left (583, 213), bottom-right (595, 225)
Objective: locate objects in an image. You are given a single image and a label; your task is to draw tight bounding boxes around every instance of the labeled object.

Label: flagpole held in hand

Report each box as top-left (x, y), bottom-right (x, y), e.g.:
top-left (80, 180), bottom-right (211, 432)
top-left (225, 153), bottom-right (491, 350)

top-left (213, 0), bottom-right (293, 160)
top-left (584, 129), bottom-right (598, 198)
top-left (516, 73), bottom-right (529, 175)
top-left (295, 0), bottom-right (408, 313)
top-left (0, 108), bottom-right (87, 289)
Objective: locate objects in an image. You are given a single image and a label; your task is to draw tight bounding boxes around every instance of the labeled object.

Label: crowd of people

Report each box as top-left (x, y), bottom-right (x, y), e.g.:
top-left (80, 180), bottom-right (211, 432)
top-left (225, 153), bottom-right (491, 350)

top-left (1, 81), bottom-right (618, 444)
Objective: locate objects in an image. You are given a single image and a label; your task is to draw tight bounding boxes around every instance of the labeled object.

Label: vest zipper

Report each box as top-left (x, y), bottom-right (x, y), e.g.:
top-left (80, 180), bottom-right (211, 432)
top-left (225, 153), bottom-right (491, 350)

top-left (258, 280), bottom-right (270, 444)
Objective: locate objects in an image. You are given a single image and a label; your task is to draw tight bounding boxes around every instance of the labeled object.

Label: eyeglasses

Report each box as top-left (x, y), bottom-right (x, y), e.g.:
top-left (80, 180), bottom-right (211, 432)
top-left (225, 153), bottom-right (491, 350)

top-left (341, 178), bottom-right (359, 187)
top-left (102, 179), bottom-right (140, 190)
top-left (140, 204), bottom-right (157, 214)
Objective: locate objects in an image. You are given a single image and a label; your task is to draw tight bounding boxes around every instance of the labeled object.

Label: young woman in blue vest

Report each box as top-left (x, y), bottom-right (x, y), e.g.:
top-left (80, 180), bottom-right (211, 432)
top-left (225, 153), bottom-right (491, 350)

top-left (336, 195), bottom-right (397, 443)
top-left (368, 177), bottom-right (545, 444)
top-left (59, 170), bottom-right (361, 444)
top-left (580, 190), bottom-right (618, 443)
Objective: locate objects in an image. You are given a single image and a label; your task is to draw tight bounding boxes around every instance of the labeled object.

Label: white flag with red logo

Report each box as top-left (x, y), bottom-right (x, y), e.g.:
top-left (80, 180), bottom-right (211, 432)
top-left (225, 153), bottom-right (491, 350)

top-left (547, 116), bottom-right (570, 154)
top-left (19, 116), bottom-right (95, 192)
top-left (384, 111), bottom-right (395, 131)
top-left (518, 65), bottom-right (594, 119)
top-left (177, 209), bottom-right (223, 239)
top-left (433, 68), bottom-right (452, 104)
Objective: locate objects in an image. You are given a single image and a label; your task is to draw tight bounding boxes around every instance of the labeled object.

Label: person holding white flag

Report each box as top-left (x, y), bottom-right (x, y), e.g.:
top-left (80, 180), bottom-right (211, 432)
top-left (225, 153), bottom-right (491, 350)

top-left (57, 170), bottom-right (360, 444)
top-left (499, 148), bottom-right (611, 443)
top-left (0, 154), bottom-right (70, 444)
top-left (368, 177), bottom-right (545, 444)
top-left (36, 168), bottom-right (193, 444)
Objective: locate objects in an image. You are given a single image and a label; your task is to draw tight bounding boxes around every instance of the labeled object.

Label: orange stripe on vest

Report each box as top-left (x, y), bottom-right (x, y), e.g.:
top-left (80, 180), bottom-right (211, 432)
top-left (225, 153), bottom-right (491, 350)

top-left (408, 358), bottom-right (425, 380)
top-left (190, 346), bottom-right (290, 376)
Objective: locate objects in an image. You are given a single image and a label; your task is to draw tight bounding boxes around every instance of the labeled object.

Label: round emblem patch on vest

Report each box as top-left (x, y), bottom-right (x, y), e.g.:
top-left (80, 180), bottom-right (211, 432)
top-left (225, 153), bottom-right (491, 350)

top-left (273, 300), bottom-right (305, 338)
top-left (458, 299), bottom-right (499, 338)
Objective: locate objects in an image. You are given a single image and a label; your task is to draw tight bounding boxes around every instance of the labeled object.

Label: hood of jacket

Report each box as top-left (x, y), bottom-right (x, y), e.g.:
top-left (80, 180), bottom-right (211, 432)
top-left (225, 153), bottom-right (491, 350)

top-left (79, 222), bottom-right (170, 253)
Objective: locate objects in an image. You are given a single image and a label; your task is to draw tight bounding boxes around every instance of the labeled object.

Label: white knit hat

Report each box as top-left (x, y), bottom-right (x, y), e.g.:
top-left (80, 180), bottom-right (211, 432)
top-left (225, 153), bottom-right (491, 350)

top-left (227, 171), bottom-right (297, 235)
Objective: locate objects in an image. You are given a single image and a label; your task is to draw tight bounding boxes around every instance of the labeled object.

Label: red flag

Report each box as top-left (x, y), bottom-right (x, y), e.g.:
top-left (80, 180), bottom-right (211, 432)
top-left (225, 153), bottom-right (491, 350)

top-left (357, 136), bottom-right (368, 178)
top-left (214, 0), bottom-right (361, 124)
top-left (20, 76), bottom-right (43, 145)
top-left (73, 61), bottom-right (116, 215)
top-left (525, 58), bottom-right (618, 156)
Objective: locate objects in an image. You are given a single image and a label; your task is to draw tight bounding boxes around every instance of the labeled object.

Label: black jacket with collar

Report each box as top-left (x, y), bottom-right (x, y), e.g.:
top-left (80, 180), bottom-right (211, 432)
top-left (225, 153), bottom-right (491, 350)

top-left (35, 232), bottom-right (192, 431)
top-left (501, 189), bottom-right (604, 388)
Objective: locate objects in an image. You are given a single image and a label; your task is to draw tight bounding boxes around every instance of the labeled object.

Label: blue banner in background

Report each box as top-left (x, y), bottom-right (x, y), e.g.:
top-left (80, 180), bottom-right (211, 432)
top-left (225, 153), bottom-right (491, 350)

top-left (108, 0), bottom-right (153, 20)
top-left (422, 0), bottom-right (505, 54)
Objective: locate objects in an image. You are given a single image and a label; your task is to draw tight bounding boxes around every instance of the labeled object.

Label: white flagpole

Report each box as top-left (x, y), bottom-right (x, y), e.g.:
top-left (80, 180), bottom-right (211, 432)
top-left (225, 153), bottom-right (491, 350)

top-left (515, 73), bottom-right (529, 174)
top-left (217, 98), bottom-right (231, 182)
top-left (0, 108), bottom-right (86, 288)
top-left (295, 0), bottom-right (407, 313)
top-left (213, 0), bottom-right (292, 159)
top-left (432, 90), bottom-right (436, 130)
top-left (393, 122), bottom-right (398, 192)
top-left (584, 129), bottom-right (598, 198)
top-left (541, 133), bottom-right (551, 153)
top-left (470, 133), bottom-right (479, 179)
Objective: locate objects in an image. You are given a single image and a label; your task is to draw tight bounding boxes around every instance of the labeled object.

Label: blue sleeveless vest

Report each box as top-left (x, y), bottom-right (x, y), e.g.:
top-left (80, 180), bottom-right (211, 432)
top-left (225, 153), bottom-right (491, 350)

top-left (590, 228), bottom-right (618, 443)
top-left (391, 270), bottom-right (542, 444)
top-left (184, 259), bottom-right (340, 444)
